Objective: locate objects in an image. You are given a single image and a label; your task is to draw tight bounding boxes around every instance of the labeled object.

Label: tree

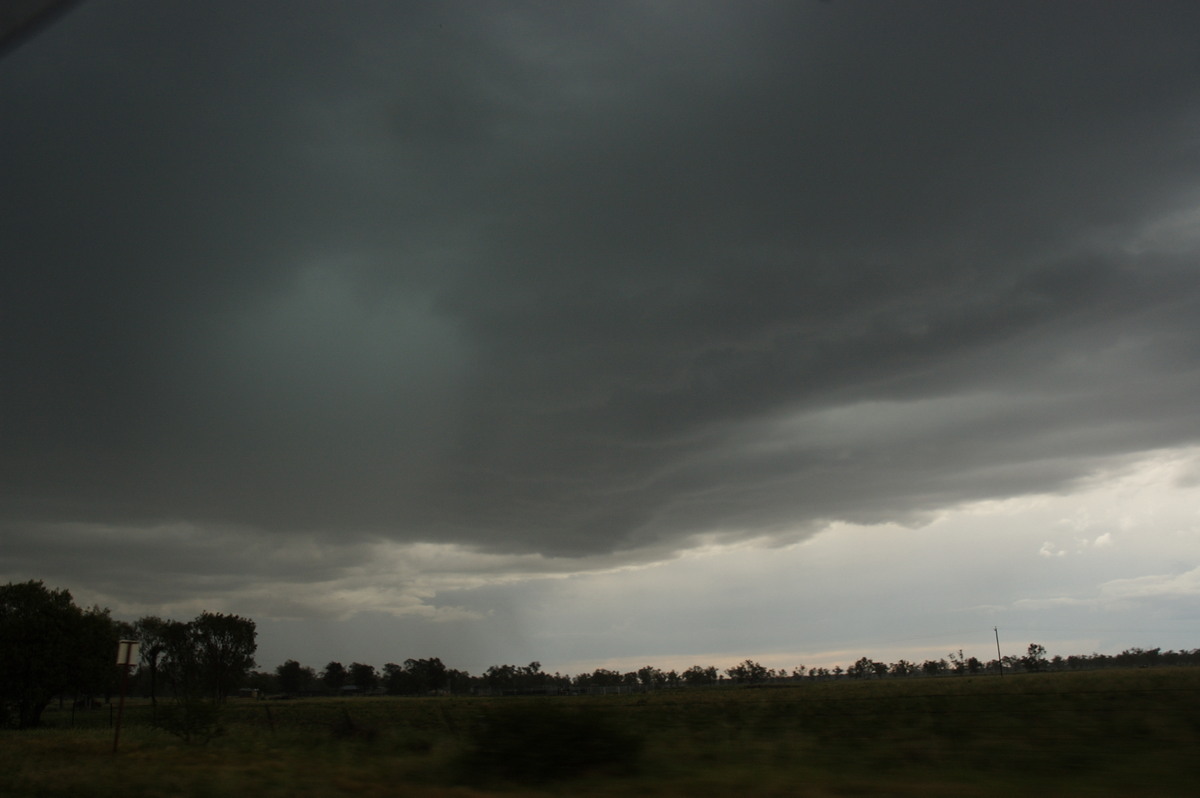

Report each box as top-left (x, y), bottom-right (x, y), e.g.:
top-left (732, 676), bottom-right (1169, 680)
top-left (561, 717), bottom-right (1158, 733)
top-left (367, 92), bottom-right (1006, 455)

top-left (637, 665), bottom-right (664, 688)
top-left (404, 657), bottom-right (448, 693)
top-left (849, 657), bottom-right (875, 679)
top-left (134, 616), bottom-right (171, 707)
top-left (382, 662), bottom-right (407, 694)
top-left (518, 661), bottom-right (550, 690)
top-left (349, 662), bottom-right (378, 692)
top-left (585, 668), bottom-right (623, 688)
top-left (191, 612), bottom-right (256, 701)
top-left (322, 661), bottom-right (347, 691)
top-left (1022, 643), bottom-right (1048, 673)
top-left (245, 670), bottom-right (278, 695)
top-left (0, 581), bottom-right (119, 728)
top-left (484, 663), bottom-right (517, 691)
top-left (275, 660), bottom-right (316, 695)
top-left (157, 613), bottom-right (256, 701)
top-left (78, 610), bottom-right (125, 701)
top-left (725, 660), bottom-right (768, 683)
top-left (159, 620), bottom-right (199, 697)
top-left (681, 665), bottom-right (718, 686)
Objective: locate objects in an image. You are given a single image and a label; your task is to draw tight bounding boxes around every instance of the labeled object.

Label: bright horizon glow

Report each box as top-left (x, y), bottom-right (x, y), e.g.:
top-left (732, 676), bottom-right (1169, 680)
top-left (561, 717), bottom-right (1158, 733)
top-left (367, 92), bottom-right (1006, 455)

top-left (194, 447), bottom-right (1200, 676)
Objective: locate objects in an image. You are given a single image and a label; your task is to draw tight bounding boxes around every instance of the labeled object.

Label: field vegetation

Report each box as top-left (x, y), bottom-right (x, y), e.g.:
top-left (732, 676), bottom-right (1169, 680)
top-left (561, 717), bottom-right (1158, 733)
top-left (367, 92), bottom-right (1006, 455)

top-left (3, 666), bottom-right (1198, 797)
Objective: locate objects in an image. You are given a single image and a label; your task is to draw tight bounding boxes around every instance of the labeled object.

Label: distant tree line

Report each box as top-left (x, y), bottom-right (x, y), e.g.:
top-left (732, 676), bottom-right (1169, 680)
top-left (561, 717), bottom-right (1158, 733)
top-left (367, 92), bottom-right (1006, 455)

top-left (241, 644), bottom-right (1200, 699)
top-left (5, 579), bottom-right (1199, 729)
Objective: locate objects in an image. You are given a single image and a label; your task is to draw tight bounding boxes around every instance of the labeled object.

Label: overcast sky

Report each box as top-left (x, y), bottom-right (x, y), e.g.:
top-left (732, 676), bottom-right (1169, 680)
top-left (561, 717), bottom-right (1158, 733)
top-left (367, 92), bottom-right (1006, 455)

top-left (3, 0), bottom-right (1200, 676)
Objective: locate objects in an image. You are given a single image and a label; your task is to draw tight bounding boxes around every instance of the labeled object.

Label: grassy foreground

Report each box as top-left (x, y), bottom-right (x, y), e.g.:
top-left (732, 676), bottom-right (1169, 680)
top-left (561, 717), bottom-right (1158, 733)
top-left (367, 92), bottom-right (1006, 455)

top-left (3, 667), bottom-right (1199, 797)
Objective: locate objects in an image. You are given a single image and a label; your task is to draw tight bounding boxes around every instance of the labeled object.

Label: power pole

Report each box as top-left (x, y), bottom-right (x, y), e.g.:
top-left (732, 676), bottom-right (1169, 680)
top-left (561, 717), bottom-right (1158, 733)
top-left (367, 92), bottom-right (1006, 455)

top-left (994, 626), bottom-right (1003, 677)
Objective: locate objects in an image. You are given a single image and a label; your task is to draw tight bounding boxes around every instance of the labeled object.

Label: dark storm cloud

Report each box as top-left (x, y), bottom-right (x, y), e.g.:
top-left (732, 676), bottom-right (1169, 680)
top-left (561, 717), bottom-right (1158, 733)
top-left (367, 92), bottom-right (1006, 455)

top-left (4, 1), bottom-right (1200, 564)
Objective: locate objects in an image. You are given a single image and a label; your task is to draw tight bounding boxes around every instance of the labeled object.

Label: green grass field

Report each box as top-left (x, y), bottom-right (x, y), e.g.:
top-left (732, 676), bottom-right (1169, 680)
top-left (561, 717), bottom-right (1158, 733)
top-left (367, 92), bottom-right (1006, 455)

top-left (4, 667), bottom-right (1199, 797)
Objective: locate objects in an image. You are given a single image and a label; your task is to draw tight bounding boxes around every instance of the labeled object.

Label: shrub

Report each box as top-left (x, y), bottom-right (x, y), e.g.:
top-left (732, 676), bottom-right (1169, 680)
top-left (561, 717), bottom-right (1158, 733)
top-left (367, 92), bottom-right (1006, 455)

top-left (154, 697), bottom-right (224, 744)
top-left (455, 701), bottom-right (643, 784)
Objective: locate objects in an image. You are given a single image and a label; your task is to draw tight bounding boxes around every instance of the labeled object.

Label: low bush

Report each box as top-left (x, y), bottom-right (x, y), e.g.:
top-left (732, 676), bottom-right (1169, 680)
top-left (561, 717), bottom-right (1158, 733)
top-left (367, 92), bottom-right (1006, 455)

top-left (454, 701), bottom-right (643, 784)
top-left (154, 697), bottom-right (223, 744)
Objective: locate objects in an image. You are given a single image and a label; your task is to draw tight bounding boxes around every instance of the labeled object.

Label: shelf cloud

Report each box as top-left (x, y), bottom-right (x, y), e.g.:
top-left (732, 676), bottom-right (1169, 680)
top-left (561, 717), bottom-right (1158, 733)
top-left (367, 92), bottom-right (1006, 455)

top-left (4, 1), bottom-right (1199, 672)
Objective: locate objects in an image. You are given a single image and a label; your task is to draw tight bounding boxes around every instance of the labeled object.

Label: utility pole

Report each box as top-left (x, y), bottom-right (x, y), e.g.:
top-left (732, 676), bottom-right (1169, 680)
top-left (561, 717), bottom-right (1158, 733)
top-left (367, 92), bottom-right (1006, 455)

top-left (994, 626), bottom-right (1004, 677)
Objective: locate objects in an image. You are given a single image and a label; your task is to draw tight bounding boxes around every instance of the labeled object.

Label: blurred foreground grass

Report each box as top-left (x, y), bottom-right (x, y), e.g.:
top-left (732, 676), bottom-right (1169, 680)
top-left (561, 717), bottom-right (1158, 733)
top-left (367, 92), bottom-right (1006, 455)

top-left (4, 667), bottom-right (1199, 797)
